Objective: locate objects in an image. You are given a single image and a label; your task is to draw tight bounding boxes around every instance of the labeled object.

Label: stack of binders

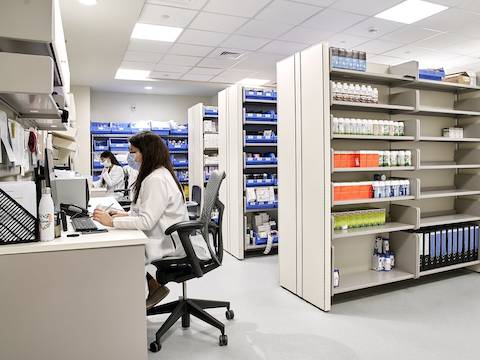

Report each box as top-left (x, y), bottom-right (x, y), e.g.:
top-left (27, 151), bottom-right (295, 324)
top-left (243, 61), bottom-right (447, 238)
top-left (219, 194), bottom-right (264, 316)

top-left (418, 223), bottom-right (479, 271)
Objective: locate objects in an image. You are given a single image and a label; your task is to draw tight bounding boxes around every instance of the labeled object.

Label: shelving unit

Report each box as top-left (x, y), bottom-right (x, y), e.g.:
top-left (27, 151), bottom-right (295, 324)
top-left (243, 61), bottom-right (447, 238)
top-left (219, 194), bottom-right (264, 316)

top-left (278, 42), bottom-right (480, 311)
top-left (188, 103), bottom-right (218, 199)
top-left (219, 85), bottom-right (278, 259)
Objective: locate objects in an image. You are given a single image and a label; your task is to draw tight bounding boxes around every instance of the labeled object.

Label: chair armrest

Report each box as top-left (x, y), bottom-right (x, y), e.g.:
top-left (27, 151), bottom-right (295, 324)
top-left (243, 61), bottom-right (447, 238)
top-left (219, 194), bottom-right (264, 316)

top-left (165, 220), bottom-right (203, 236)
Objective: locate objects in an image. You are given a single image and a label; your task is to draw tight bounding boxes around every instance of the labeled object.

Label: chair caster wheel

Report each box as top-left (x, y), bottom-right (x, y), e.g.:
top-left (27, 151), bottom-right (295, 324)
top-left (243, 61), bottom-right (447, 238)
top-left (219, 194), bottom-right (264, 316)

top-left (150, 342), bottom-right (161, 353)
top-left (226, 309), bottom-right (234, 320)
top-left (219, 334), bottom-right (228, 346)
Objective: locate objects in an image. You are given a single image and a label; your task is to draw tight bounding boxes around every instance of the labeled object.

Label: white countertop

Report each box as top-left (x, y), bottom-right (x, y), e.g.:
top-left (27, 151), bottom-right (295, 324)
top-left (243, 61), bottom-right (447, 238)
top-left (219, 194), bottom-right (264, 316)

top-left (0, 197), bottom-right (147, 256)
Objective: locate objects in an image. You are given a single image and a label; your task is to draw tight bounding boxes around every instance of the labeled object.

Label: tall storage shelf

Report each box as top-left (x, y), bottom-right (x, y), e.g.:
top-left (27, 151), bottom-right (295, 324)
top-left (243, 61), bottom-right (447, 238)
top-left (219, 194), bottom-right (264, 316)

top-left (187, 103), bottom-right (219, 200)
top-left (277, 42), bottom-right (480, 311)
top-left (90, 121), bottom-right (190, 194)
top-left (219, 85), bottom-right (278, 259)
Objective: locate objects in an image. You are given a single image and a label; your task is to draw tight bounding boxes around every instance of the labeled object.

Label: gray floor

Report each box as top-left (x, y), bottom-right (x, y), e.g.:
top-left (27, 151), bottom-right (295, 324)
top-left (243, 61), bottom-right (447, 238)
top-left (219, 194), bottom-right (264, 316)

top-left (147, 253), bottom-right (480, 360)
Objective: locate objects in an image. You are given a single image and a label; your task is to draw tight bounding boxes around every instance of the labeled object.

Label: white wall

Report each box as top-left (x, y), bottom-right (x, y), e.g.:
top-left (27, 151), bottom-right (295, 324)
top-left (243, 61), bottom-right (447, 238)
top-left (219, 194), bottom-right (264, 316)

top-left (70, 85), bottom-right (91, 176)
top-left (91, 91), bottom-right (213, 124)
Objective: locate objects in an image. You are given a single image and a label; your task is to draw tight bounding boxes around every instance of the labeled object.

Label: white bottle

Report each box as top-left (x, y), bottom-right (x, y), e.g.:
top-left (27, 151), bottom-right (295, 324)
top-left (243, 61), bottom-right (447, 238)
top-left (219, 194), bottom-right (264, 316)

top-left (367, 120), bottom-right (373, 135)
top-left (360, 85), bottom-right (368, 102)
top-left (354, 84), bottom-right (361, 102)
top-left (338, 118), bottom-right (345, 134)
top-left (373, 87), bottom-right (379, 103)
top-left (333, 117), bottom-right (339, 133)
top-left (348, 83), bottom-right (355, 102)
top-left (39, 187), bottom-right (55, 242)
top-left (342, 83), bottom-right (349, 101)
top-left (366, 85), bottom-right (373, 102)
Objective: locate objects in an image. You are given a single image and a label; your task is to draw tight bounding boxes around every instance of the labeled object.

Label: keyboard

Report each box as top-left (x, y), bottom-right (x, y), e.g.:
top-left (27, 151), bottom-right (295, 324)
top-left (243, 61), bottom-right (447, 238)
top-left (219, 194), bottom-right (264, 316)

top-left (71, 217), bottom-right (98, 232)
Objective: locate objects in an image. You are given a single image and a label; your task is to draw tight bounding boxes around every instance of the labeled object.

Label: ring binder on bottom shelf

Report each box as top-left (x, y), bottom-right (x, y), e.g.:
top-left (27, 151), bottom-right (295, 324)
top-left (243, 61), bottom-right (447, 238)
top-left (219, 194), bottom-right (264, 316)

top-left (0, 188), bottom-right (37, 245)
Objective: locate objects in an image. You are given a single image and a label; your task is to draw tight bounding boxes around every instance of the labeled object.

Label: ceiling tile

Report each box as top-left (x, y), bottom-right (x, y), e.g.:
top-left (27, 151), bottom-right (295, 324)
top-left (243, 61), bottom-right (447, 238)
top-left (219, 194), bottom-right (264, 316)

top-left (146, 0), bottom-right (208, 10)
top-left (150, 71), bottom-right (184, 80)
top-left (255, 0), bottom-right (323, 25)
top-left (357, 39), bottom-right (402, 54)
top-left (331, 0), bottom-right (404, 16)
top-left (232, 53), bottom-right (284, 71)
top-left (188, 67), bottom-right (224, 75)
top-left (128, 39), bottom-right (173, 53)
top-left (189, 12), bottom-right (248, 33)
top-left (154, 63), bottom-right (192, 73)
top-left (327, 33), bottom-right (371, 49)
top-left (124, 50), bottom-right (163, 63)
top-left (203, 0), bottom-right (271, 18)
top-left (177, 29), bottom-right (229, 46)
top-left (221, 35), bottom-right (271, 51)
top-left (280, 26), bottom-right (334, 45)
top-left (285, 0), bottom-right (336, 5)
top-left (139, 4), bottom-right (197, 27)
top-left (160, 54), bottom-right (202, 66)
top-left (456, 0), bottom-right (480, 12)
top-left (237, 19), bottom-right (294, 39)
top-left (344, 18), bottom-right (405, 39)
top-left (120, 61), bottom-right (157, 71)
top-left (442, 55), bottom-right (480, 72)
top-left (368, 54), bottom-right (405, 66)
top-left (260, 40), bottom-right (307, 55)
top-left (210, 69), bottom-right (256, 83)
top-left (383, 46), bottom-right (457, 66)
top-left (415, 8), bottom-right (480, 34)
top-left (197, 57), bottom-right (240, 69)
top-left (169, 43), bottom-right (214, 56)
top-left (415, 33), bottom-right (480, 57)
top-left (181, 73), bottom-right (215, 81)
top-left (380, 26), bottom-right (443, 45)
top-left (302, 8), bottom-right (367, 32)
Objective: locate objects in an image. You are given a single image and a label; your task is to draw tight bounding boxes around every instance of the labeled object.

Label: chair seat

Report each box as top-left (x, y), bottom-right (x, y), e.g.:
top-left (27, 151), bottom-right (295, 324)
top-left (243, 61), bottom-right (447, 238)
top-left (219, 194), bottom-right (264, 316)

top-left (153, 256), bottom-right (217, 285)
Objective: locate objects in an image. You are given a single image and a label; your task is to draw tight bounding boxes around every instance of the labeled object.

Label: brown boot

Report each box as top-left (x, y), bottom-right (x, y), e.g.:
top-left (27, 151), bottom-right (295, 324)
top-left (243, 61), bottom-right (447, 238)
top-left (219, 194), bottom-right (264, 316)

top-left (146, 275), bottom-right (170, 310)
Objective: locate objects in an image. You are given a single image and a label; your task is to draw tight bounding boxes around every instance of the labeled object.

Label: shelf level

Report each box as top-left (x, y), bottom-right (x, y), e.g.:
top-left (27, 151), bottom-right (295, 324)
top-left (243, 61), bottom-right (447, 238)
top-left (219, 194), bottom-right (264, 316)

top-left (332, 222), bottom-right (415, 239)
top-left (333, 166), bottom-right (414, 173)
top-left (415, 106), bottom-right (480, 117)
top-left (244, 143), bottom-right (277, 147)
top-left (244, 121), bottom-right (278, 125)
top-left (330, 68), bottom-right (413, 86)
top-left (333, 196), bottom-right (415, 206)
top-left (413, 79), bottom-right (480, 92)
top-left (245, 208), bottom-right (278, 213)
top-left (332, 134), bottom-right (415, 141)
top-left (420, 214), bottom-right (480, 228)
top-left (333, 269), bottom-right (415, 295)
top-left (244, 165), bottom-right (278, 169)
top-left (245, 243), bottom-right (278, 251)
top-left (419, 162), bottom-right (480, 170)
top-left (331, 100), bottom-right (415, 113)
top-left (245, 185), bottom-right (278, 190)
top-left (244, 98), bottom-right (277, 104)
top-left (419, 188), bottom-right (480, 199)
top-left (419, 136), bottom-right (480, 142)
top-left (419, 260), bottom-right (480, 277)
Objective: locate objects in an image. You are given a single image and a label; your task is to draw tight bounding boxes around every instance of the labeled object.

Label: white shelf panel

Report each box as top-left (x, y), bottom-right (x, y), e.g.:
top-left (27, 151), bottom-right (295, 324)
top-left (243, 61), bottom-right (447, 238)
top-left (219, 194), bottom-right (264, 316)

top-left (333, 166), bottom-right (414, 173)
top-left (420, 214), bottom-right (480, 228)
top-left (331, 100), bottom-right (415, 113)
top-left (419, 188), bottom-right (480, 199)
top-left (414, 79), bottom-right (480, 92)
top-left (330, 68), bottom-right (413, 85)
top-left (244, 143), bottom-right (277, 147)
top-left (419, 162), bottom-right (480, 170)
top-left (415, 106), bottom-right (480, 117)
top-left (420, 136), bottom-right (480, 142)
top-left (333, 196), bottom-right (415, 206)
top-left (332, 134), bottom-right (415, 141)
top-left (419, 260), bottom-right (480, 277)
top-left (244, 165), bottom-right (278, 169)
top-left (333, 222), bottom-right (415, 239)
top-left (245, 243), bottom-right (278, 251)
top-left (244, 121), bottom-right (278, 125)
top-left (333, 269), bottom-right (414, 295)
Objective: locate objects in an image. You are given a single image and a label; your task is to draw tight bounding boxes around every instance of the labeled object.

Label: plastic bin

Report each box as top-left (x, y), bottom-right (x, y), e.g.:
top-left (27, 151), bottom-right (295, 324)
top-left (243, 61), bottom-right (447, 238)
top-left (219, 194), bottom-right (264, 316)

top-left (91, 122), bottom-right (111, 134)
top-left (171, 155), bottom-right (188, 167)
top-left (245, 177), bottom-right (277, 187)
top-left (254, 233), bottom-right (279, 245)
top-left (108, 138), bottom-right (130, 152)
top-left (170, 127), bottom-right (188, 136)
top-left (245, 135), bottom-right (277, 143)
top-left (93, 160), bottom-right (102, 169)
top-left (204, 107), bottom-right (218, 117)
top-left (130, 121), bottom-right (151, 133)
top-left (93, 139), bottom-right (109, 151)
top-left (245, 154), bottom-right (277, 165)
top-left (110, 123), bottom-right (132, 134)
top-left (246, 199), bottom-right (278, 210)
top-left (419, 68), bottom-right (445, 81)
top-left (151, 121), bottom-right (170, 136)
top-left (168, 140), bottom-right (188, 151)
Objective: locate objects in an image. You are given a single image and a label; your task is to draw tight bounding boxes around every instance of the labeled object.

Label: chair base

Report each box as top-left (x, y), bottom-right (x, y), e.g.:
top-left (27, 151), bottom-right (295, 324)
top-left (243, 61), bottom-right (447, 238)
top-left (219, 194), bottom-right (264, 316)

top-left (147, 297), bottom-right (233, 352)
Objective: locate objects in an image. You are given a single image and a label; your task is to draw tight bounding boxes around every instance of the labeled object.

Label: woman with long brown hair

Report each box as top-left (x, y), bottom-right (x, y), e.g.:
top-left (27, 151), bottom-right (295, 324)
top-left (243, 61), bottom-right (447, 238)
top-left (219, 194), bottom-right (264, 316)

top-left (93, 131), bottom-right (191, 309)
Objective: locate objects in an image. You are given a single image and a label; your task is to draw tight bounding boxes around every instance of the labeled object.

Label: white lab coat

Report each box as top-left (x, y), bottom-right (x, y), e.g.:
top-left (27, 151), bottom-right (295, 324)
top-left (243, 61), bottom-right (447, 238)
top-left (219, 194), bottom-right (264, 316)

top-left (112, 167), bottom-right (210, 262)
top-left (125, 166), bottom-right (139, 200)
top-left (94, 165), bottom-right (125, 195)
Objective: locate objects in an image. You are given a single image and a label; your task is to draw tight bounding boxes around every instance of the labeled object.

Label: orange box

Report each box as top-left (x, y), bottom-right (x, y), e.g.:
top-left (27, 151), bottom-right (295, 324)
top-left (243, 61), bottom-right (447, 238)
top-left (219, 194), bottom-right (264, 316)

top-left (334, 151), bottom-right (359, 168)
top-left (359, 151), bottom-right (380, 168)
top-left (334, 182), bottom-right (374, 201)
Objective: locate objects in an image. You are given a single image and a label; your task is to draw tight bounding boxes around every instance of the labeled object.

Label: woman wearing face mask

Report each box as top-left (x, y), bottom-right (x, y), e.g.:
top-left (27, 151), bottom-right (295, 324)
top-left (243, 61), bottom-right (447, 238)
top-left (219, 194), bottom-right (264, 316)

top-left (93, 132), bottom-right (206, 309)
top-left (93, 151), bottom-right (125, 196)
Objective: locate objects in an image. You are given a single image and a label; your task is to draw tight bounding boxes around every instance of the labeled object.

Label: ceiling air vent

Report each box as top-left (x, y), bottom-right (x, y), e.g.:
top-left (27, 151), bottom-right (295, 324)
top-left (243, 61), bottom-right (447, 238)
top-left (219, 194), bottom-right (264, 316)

top-left (219, 51), bottom-right (244, 60)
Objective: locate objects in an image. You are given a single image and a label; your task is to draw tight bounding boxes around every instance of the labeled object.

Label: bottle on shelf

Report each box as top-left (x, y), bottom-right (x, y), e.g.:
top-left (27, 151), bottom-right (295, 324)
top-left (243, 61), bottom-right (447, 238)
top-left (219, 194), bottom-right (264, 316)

top-left (39, 185), bottom-right (55, 242)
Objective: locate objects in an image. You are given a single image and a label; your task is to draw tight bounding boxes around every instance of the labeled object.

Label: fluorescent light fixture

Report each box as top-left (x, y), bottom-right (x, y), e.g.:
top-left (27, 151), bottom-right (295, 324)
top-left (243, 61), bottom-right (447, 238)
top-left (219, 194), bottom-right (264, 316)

top-left (238, 78), bottom-right (270, 86)
top-left (131, 23), bottom-right (183, 42)
top-left (375, 0), bottom-right (447, 24)
top-left (78, 0), bottom-right (97, 5)
top-left (115, 68), bottom-right (152, 81)
top-left (144, 86), bottom-right (153, 90)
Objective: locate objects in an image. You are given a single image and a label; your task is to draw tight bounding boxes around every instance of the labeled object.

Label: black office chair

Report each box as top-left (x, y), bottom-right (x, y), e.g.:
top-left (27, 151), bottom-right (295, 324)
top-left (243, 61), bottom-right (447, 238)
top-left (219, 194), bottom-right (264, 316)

top-left (114, 168), bottom-right (132, 210)
top-left (187, 185), bottom-right (202, 220)
top-left (147, 170), bottom-right (233, 352)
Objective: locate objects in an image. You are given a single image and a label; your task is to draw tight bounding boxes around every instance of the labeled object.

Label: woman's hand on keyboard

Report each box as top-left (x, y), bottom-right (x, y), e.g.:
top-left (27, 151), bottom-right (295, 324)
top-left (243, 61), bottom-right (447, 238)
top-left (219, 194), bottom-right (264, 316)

top-left (93, 209), bottom-right (113, 227)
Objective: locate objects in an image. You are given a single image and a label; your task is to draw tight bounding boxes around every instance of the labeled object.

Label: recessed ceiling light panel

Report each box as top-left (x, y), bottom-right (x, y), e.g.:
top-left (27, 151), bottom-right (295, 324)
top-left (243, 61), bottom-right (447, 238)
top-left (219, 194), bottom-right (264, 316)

top-left (375, 0), bottom-right (448, 24)
top-left (115, 68), bottom-right (152, 81)
top-left (144, 86), bottom-right (153, 90)
top-left (131, 23), bottom-right (183, 42)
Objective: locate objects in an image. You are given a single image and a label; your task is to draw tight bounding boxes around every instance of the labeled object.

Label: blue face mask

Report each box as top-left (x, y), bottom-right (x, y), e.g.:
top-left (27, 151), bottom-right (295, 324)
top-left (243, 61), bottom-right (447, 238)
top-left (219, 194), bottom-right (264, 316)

top-left (127, 152), bottom-right (140, 171)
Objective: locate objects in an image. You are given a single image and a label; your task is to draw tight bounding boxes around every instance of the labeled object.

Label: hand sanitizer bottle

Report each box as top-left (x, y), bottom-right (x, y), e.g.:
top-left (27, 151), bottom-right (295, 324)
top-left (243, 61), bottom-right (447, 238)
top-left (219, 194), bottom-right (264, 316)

top-left (39, 186), bottom-right (55, 242)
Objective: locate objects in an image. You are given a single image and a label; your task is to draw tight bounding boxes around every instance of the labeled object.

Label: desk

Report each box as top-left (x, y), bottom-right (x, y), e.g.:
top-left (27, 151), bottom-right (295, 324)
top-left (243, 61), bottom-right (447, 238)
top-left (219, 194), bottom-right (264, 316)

top-left (0, 197), bottom-right (148, 360)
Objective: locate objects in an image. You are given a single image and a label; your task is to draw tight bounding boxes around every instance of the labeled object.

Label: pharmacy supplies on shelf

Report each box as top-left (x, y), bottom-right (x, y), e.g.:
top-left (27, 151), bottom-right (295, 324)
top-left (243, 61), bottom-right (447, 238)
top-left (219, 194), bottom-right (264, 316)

top-left (332, 208), bottom-right (386, 230)
top-left (333, 150), bottom-right (412, 168)
top-left (333, 268), bottom-right (340, 288)
top-left (333, 179), bottom-right (410, 201)
top-left (372, 237), bottom-right (395, 272)
top-left (331, 82), bottom-right (378, 103)
top-left (330, 47), bottom-right (367, 72)
top-left (442, 127), bottom-right (464, 139)
top-left (332, 116), bottom-right (405, 136)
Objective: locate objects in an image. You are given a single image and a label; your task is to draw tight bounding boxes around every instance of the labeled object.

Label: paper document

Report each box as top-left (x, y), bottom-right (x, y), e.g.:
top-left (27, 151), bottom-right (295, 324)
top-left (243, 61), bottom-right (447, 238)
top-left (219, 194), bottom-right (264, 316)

top-left (0, 110), bottom-right (16, 163)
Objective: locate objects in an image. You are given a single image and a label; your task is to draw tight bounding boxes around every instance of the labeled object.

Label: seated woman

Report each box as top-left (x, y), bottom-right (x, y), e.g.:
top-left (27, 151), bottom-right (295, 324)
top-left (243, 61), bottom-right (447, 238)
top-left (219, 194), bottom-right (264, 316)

top-left (93, 131), bottom-right (195, 309)
top-left (93, 151), bottom-right (125, 197)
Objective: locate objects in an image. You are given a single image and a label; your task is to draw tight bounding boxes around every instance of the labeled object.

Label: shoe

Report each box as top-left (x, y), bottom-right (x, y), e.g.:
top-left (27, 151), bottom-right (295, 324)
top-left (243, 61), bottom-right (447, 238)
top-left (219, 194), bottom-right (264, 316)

top-left (146, 285), bottom-right (170, 310)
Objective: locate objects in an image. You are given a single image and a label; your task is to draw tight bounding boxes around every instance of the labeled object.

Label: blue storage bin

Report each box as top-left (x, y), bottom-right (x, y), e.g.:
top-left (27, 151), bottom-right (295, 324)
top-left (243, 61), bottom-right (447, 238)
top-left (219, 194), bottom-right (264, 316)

top-left (246, 199), bottom-right (278, 210)
top-left (245, 154), bottom-right (277, 165)
top-left (168, 140), bottom-right (188, 151)
top-left (108, 138), bottom-right (130, 151)
top-left (245, 177), bottom-right (276, 187)
top-left (91, 122), bottom-right (111, 134)
top-left (93, 160), bottom-right (102, 169)
top-left (170, 127), bottom-right (188, 136)
top-left (110, 123), bottom-right (132, 134)
top-left (204, 107), bottom-right (218, 117)
top-left (130, 121), bottom-right (151, 133)
top-left (419, 68), bottom-right (445, 81)
top-left (93, 139), bottom-right (109, 151)
top-left (92, 175), bottom-right (101, 182)
top-left (171, 155), bottom-right (188, 167)
top-left (254, 233), bottom-right (279, 245)
top-left (245, 135), bottom-right (277, 143)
